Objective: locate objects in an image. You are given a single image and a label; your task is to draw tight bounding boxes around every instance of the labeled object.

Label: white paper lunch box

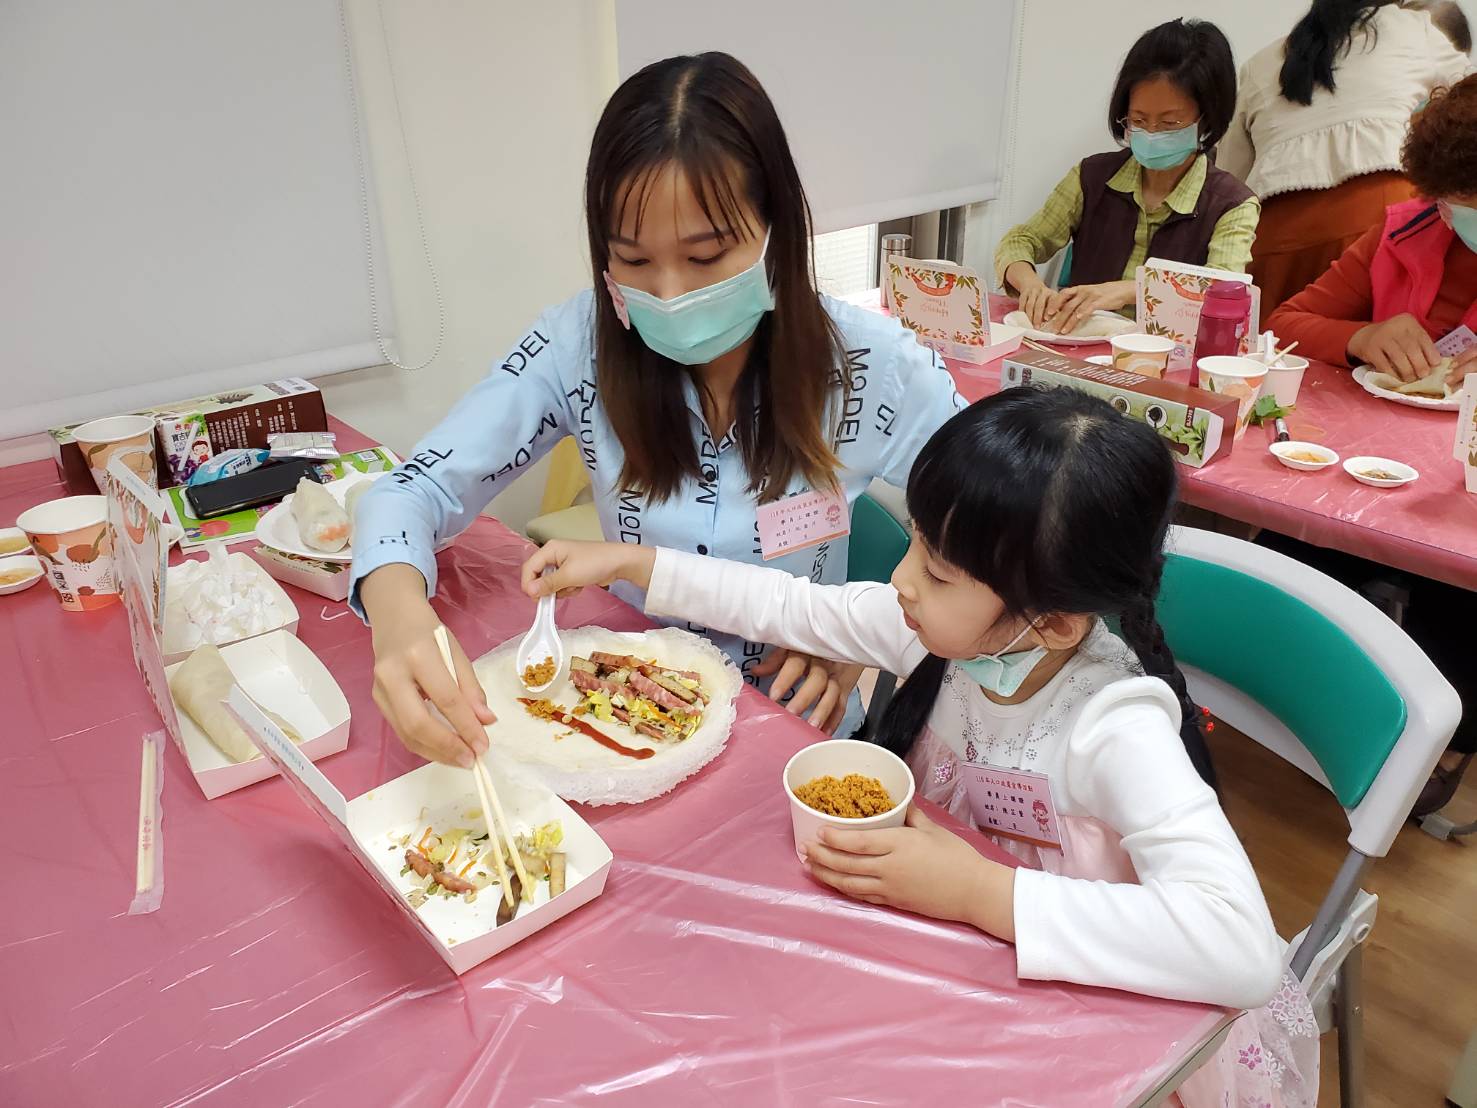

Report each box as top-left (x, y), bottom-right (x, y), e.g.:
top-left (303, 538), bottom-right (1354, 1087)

top-left (252, 543), bottom-right (352, 603)
top-left (225, 688), bottom-right (613, 974)
top-left (161, 550), bottom-right (300, 665)
top-left (164, 629), bottom-right (350, 799)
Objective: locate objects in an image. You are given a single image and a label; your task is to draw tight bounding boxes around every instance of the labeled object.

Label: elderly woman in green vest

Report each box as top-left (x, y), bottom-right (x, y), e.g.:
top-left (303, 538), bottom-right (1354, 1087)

top-left (996, 19), bottom-right (1261, 336)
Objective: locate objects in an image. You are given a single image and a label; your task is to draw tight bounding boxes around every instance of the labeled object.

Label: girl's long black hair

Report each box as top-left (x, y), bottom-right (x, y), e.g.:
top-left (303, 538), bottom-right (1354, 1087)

top-left (1279, 1), bottom-right (1395, 105)
top-left (875, 388), bottom-right (1216, 788)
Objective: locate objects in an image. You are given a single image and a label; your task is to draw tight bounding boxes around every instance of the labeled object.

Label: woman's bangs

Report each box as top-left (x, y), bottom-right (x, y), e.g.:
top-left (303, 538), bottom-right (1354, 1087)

top-left (606, 147), bottom-right (758, 247)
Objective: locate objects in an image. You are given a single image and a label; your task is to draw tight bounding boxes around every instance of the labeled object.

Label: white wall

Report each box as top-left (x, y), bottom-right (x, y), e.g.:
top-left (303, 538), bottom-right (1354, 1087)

top-left (318, 1), bottom-right (618, 532)
top-left (963, 0), bottom-right (1348, 280)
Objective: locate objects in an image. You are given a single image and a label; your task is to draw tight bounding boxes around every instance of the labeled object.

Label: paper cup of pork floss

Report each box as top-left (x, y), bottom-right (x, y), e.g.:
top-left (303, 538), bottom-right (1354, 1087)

top-left (15, 495), bottom-right (120, 612)
top-left (1196, 356), bottom-right (1269, 439)
top-left (783, 739), bottom-right (914, 862)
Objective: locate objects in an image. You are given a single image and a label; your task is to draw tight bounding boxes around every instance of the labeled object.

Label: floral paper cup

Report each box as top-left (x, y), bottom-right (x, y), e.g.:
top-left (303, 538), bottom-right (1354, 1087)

top-left (72, 415), bottom-right (158, 493)
top-left (15, 495), bottom-right (120, 611)
top-left (1109, 333), bottom-right (1175, 378)
top-left (1196, 356), bottom-right (1269, 439)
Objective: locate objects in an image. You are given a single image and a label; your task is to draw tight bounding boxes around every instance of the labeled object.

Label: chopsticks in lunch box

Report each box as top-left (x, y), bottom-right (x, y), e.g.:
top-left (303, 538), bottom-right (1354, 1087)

top-left (431, 626), bottom-right (532, 908)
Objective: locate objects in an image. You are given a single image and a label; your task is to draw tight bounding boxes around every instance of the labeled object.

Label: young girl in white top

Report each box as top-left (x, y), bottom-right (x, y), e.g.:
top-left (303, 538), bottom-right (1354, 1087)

top-left (522, 387), bottom-right (1319, 1108)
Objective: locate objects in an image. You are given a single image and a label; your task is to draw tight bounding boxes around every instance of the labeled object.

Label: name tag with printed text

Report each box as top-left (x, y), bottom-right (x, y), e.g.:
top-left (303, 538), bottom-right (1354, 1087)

top-left (960, 763), bottom-right (1062, 850)
top-left (755, 487), bottom-right (850, 560)
top-left (1436, 325), bottom-right (1477, 358)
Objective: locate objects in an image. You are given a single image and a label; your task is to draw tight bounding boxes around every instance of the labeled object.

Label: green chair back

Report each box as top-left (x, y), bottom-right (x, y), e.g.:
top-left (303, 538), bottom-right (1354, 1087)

top-left (1157, 553), bottom-right (1407, 808)
top-left (848, 493), bottom-right (909, 584)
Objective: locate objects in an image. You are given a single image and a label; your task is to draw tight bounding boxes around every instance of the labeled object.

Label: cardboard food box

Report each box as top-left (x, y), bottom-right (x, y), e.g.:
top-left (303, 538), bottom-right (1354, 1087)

top-left (165, 631), bottom-right (351, 799)
top-left (106, 458), bottom-right (349, 799)
top-left (253, 545), bottom-right (353, 603)
top-left (1001, 347), bottom-right (1239, 468)
top-left (50, 378), bottom-right (329, 493)
top-left (1455, 373), bottom-right (1477, 494)
top-left (160, 551), bottom-right (300, 665)
top-left (884, 257), bottom-right (991, 364)
top-left (228, 689), bottom-right (614, 975)
top-left (1135, 259), bottom-right (1261, 372)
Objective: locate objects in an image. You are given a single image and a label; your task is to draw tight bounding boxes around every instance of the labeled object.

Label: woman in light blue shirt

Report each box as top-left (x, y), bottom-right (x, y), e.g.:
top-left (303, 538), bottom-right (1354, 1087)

top-left (355, 52), bottom-right (963, 767)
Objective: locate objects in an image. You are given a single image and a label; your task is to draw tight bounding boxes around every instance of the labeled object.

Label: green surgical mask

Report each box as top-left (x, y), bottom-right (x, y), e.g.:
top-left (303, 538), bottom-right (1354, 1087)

top-left (607, 234), bottom-right (774, 365)
top-left (1128, 122), bottom-right (1199, 171)
top-left (956, 623), bottom-right (1048, 698)
top-left (1441, 200), bottom-right (1477, 254)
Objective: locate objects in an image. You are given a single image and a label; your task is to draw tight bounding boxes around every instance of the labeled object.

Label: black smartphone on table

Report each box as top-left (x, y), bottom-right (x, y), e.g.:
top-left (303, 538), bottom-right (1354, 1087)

top-left (184, 459), bottom-right (322, 519)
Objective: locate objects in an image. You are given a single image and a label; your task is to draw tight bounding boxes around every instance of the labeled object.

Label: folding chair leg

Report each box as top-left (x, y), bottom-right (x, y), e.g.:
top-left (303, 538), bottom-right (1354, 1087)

top-left (1335, 944), bottom-right (1366, 1108)
top-left (1291, 849), bottom-right (1370, 980)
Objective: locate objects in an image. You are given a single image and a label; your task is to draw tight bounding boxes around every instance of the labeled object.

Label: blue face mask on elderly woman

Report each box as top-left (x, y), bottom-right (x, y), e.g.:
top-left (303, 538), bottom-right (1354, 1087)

top-left (1441, 201), bottom-right (1477, 254)
top-left (1127, 123), bottom-right (1200, 171)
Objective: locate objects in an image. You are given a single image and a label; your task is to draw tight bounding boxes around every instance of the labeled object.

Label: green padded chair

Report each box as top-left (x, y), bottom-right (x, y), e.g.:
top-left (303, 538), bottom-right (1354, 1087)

top-left (1153, 527), bottom-right (1459, 1108)
top-left (847, 490), bottom-right (911, 739)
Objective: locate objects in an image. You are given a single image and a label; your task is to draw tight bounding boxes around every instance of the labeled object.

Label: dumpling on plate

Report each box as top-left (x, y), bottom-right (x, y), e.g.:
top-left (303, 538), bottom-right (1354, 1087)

top-left (1003, 309), bottom-right (1136, 340)
top-left (1366, 357), bottom-right (1455, 399)
top-left (291, 477), bottom-right (351, 553)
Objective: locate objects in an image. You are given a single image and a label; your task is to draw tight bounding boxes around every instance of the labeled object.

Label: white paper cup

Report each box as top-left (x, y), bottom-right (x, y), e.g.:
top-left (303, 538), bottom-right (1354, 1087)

top-left (783, 739), bottom-right (915, 861)
top-left (1252, 353), bottom-right (1310, 407)
top-left (1197, 356), bottom-right (1269, 439)
top-left (1109, 333), bottom-right (1175, 378)
top-left (15, 494), bottom-right (119, 611)
top-left (72, 415), bottom-right (158, 493)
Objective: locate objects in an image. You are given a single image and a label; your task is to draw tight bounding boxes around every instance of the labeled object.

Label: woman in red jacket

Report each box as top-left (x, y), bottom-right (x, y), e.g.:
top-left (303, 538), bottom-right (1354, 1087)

top-left (1267, 74), bottom-right (1477, 387)
top-left (1264, 75), bottom-right (1477, 815)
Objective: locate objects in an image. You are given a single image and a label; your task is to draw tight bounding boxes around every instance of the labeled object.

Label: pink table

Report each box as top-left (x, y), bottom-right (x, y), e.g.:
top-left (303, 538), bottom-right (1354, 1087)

top-left (951, 299), bottom-right (1477, 591)
top-left (0, 442), bottom-right (1228, 1107)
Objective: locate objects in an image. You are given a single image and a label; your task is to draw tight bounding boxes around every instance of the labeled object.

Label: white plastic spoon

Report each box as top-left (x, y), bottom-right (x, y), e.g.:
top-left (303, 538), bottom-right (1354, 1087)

top-left (516, 568), bottom-right (564, 693)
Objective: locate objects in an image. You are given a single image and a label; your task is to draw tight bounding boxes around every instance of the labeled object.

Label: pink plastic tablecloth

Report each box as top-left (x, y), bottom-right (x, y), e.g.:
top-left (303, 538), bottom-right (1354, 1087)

top-left (951, 297), bottom-right (1477, 591)
top-left (0, 441), bottom-right (1226, 1107)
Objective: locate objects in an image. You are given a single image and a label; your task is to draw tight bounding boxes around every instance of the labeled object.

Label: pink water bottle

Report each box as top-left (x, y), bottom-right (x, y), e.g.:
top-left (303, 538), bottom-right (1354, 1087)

top-left (1192, 280), bottom-right (1252, 386)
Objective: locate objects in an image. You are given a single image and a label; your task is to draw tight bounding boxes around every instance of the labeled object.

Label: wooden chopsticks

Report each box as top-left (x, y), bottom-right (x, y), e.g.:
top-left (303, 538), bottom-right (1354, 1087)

top-left (1268, 339), bottom-right (1299, 367)
top-left (431, 626), bottom-right (532, 908)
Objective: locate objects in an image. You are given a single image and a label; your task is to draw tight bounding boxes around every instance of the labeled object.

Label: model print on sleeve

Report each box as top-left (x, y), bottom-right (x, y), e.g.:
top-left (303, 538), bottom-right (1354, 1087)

top-left (497, 329), bottom-right (552, 377)
top-left (393, 447), bottom-right (454, 486)
top-left (481, 410), bottom-right (561, 484)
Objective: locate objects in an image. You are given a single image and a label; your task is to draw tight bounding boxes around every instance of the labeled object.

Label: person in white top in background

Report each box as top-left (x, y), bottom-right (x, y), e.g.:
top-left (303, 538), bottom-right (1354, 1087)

top-left (1219, 0), bottom-right (1470, 313)
top-left (522, 388), bottom-right (1316, 1108)
top-left (1404, 0), bottom-right (1473, 55)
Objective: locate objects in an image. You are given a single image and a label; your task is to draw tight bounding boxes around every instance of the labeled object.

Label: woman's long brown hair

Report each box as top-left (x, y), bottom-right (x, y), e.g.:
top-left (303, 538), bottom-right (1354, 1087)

top-left (585, 52), bottom-right (848, 504)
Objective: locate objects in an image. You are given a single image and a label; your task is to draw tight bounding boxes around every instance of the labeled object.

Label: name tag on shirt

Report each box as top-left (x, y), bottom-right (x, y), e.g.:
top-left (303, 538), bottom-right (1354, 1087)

top-left (1436, 325), bottom-right (1477, 358)
top-left (960, 763), bottom-right (1063, 850)
top-left (755, 487), bottom-right (850, 561)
